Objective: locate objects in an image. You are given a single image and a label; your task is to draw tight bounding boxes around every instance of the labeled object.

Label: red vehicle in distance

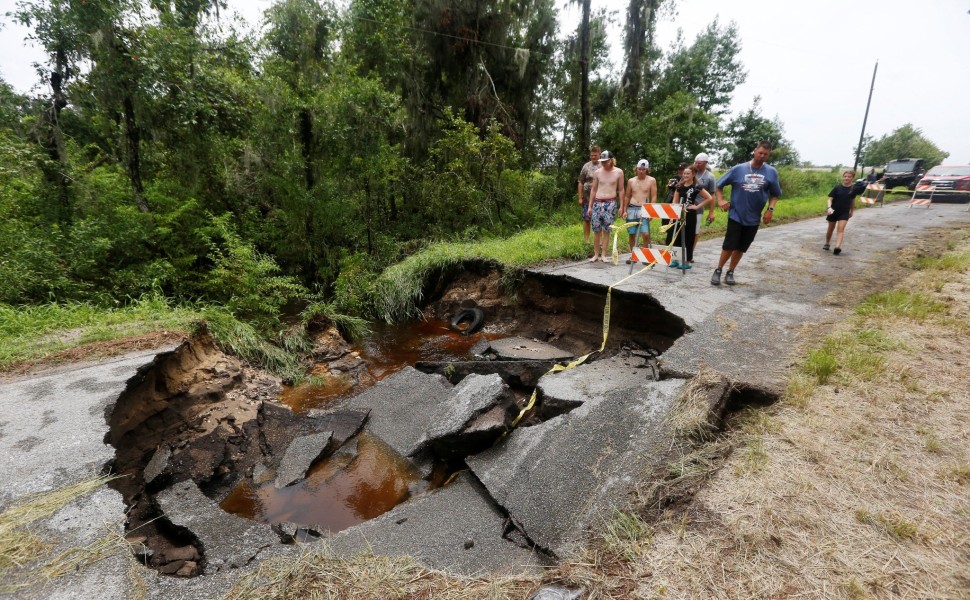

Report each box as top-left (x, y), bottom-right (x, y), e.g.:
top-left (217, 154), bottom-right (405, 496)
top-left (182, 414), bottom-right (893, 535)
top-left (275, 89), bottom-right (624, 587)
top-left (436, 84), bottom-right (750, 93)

top-left (914, 164), bottom-right (970, 203)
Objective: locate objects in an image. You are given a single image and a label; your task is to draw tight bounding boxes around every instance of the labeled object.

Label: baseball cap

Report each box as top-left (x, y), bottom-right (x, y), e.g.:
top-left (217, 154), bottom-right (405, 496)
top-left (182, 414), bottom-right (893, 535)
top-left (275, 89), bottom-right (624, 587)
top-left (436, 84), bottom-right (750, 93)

top-left (677, 162), bottom-right (689, 170)
top-left (694, 152), bottom-right (710, 162)
top-left (599, 150), bottom-right (612, 162)
top-left (636, 159), bottom-right (649, 169)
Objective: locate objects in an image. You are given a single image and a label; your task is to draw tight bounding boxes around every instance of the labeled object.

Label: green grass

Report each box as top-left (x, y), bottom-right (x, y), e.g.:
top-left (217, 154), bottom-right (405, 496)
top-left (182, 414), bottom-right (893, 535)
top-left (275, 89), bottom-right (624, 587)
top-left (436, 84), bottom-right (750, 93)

top-left (855, 290), bottom-right (947, 321)
top-left (0, 295), bottom-right (199, 369)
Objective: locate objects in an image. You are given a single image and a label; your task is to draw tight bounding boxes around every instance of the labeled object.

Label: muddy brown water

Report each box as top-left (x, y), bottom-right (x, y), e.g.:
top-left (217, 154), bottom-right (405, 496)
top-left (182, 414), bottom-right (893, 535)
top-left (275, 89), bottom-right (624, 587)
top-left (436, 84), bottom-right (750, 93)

top-left (222, 319), bottom-right (488, 530)
top-left (279, 318), bottom-right (493, 412)
top-left (220, 432), bottom-right (422, 532)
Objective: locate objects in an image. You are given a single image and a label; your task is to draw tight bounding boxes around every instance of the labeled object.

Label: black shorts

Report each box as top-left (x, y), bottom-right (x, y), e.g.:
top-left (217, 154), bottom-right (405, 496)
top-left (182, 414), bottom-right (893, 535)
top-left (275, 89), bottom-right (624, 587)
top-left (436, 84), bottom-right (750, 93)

top-left (722, 218), bottom-right (759, 253)
top-left (826, 209), bottom-right (851, 222)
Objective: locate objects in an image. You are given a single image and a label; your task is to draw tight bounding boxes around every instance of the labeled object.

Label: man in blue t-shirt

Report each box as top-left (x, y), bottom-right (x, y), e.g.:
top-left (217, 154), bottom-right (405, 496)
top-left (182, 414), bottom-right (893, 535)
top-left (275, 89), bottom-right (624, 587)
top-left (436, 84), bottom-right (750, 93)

top-left (710, 141), bottom-right (782, 286)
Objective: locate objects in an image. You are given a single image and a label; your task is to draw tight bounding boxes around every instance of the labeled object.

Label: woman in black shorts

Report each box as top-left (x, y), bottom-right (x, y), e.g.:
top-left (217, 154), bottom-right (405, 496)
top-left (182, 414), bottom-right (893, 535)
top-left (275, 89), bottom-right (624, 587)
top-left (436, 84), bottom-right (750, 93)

top-left (824, 170), bottom-right (860, 255)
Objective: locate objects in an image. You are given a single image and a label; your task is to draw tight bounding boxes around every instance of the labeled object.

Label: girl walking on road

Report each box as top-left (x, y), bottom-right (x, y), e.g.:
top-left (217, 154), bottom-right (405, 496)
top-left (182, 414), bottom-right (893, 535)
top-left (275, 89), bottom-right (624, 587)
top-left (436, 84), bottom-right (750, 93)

top-left (824, 170), bottom-right (860, 255)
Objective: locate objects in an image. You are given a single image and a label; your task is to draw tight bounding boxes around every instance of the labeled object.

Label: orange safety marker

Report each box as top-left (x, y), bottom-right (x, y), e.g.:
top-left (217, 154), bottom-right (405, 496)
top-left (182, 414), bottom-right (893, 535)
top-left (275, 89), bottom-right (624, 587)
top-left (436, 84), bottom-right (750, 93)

top-left (910, 184), bottom-right (934, 207)
top-left (631, 246), bottom-right (673, 265)
top-left (640, 203), bottom-right (683, 219)
top-left (859, 182), bottom-right (884, 205)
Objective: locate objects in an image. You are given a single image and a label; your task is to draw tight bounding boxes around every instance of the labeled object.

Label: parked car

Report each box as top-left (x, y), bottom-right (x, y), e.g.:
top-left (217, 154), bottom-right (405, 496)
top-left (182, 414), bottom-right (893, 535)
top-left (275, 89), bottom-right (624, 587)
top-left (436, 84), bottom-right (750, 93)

top-left (880, 158), bottom-right (925, 190)
top-left (913, 164), bottom-right (970, 203)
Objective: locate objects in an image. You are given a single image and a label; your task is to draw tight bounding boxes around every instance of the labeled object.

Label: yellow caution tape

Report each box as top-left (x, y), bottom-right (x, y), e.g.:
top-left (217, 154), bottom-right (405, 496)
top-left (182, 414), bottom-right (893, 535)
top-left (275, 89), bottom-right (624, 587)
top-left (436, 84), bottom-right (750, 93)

top-left (509, 217), bottom-right (686, 428)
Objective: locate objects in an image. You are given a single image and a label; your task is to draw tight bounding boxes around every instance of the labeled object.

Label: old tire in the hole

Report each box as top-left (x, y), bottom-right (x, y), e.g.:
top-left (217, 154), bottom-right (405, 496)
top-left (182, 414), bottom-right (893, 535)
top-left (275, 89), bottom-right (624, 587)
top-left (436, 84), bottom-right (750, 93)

top-left (449, 308), bottom-right (484, 335)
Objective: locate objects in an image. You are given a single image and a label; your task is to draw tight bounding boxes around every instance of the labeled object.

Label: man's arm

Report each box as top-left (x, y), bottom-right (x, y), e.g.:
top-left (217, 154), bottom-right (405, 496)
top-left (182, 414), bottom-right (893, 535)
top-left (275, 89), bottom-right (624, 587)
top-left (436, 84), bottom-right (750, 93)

top-left (762, 196), bottom-right (778, 224)
top-left (620, 178), bottom-right (633, 215)
top-left (616, 170), bottom-right (625, 204)
top-left (589, 176), bottom-right (599, 214)
top-left (648, 177), bottom-right (657, 203)
top-left (577, 178), bottom-right (584, 206)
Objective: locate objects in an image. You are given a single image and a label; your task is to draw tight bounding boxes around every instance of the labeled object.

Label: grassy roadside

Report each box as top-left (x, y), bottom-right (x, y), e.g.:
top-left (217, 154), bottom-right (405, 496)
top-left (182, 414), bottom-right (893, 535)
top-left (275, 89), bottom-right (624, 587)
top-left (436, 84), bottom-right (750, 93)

top-left (0, 192), bottom-right (897, 370)
top-left (222, 229), bottom-right (970, 598)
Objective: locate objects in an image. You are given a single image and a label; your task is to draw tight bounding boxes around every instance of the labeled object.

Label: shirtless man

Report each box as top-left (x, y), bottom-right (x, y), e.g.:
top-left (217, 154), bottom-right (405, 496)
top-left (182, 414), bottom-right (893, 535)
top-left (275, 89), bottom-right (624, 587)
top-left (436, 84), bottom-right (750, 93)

top-left (587, 150), bottom-right (624, 263)
top-left (620, 159), bottom-right (657, 261)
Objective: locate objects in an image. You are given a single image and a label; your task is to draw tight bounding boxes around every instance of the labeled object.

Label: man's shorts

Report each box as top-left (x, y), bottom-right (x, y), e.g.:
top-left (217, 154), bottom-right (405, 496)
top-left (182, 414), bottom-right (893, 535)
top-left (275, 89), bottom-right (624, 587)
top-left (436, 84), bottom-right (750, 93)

top-left (590, 200), bottom-right (617, 232)
top-left (625, 205), bottom-right (650, 235)
top-left (722, 218), bottom-right (760, 253)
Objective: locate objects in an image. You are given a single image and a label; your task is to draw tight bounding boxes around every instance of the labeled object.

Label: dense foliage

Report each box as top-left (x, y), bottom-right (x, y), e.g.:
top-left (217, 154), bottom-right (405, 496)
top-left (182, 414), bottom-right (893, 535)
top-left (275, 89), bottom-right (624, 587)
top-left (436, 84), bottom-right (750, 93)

top-left (3, 0), bottom-right (805, 326)
top-left (860, 123), bottom-right (950, 171)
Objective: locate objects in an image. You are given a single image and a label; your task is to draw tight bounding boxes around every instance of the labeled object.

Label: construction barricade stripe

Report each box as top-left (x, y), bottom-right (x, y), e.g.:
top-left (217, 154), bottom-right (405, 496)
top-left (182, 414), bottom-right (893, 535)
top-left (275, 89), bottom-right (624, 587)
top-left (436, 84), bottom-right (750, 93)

top-left (632, 246), bottom-right (673, 265)
top-left (641, 203), bottom-right (683, 219)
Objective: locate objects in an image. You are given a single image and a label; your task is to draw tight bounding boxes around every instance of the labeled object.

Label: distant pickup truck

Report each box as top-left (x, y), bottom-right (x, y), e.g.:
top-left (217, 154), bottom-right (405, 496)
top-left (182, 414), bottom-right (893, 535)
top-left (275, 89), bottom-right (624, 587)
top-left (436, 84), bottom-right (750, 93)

top-left (880, 158), bottom-right (925, 190)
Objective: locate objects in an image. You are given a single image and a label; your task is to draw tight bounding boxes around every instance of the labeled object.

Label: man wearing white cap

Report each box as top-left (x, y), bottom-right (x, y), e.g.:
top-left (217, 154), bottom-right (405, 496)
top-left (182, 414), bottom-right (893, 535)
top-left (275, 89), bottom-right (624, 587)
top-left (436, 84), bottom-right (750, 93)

top-left (620, 159), bottom-right (657, 261)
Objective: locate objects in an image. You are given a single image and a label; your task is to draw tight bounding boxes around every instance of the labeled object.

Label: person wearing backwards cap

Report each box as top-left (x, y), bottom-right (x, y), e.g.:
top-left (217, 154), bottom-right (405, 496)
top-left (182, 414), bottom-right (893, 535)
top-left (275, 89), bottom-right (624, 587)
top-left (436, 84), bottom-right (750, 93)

top-left (587, 150), bottom-right (624, 263)
top-left (620, 159), bottom-right (657, 263)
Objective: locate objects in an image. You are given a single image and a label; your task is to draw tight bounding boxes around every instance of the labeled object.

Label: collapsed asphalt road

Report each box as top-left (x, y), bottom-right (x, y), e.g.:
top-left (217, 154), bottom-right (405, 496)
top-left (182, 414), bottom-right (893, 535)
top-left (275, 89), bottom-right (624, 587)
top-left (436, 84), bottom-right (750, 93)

top-left (2, 200), bottom-right (969, 599)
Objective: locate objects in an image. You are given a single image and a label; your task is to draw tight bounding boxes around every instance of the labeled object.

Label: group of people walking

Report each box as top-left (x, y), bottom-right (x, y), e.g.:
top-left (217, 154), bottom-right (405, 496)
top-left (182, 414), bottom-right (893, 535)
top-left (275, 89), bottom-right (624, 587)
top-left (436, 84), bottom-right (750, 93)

top-left (577, 141), bottom-right (784, 286)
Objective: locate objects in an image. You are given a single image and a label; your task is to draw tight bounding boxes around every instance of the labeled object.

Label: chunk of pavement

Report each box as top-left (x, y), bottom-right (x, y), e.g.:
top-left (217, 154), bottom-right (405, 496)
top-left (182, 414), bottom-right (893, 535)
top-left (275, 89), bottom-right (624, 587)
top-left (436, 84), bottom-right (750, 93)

top-left (488, 337), bottom-right (574, 362)
top-left (143, 445), bottom-right (172, 485)
top-left (326, 471), bottom-right (551, 576)
top-left (274, 431), bottom-right (334, 488)
top-left (467, 378), bottom-right (686, 556)
top-left (415, 359), bottom-right (558, 387)
top-left (537, 355), bottom-right (649, 419)
top-left (156, 480), bottom-right (278, 572)
top-left (345, 366), bottom-right (453, 457)
top-left (306, 408), bottom-right (370, 445)
top-left (410, 374), bottom-right (512, 457)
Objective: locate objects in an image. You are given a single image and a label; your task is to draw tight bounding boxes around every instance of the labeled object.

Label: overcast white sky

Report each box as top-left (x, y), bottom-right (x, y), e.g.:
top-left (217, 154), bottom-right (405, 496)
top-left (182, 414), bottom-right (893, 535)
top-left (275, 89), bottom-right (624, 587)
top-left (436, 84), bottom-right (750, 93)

top-left (1, 0), bottom-right (967, 166)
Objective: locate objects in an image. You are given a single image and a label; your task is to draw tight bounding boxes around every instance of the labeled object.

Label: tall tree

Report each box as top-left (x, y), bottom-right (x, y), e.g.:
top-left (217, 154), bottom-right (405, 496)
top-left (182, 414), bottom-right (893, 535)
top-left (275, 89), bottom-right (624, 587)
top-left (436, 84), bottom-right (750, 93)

top-left (619, 0), bottom-right (662, 107)
top-left (722, 96), bottom-right (799, 166)
top-left (578, 0), bottom-right (591, 154)
top-left (861, 124), bottom-right (949, 170)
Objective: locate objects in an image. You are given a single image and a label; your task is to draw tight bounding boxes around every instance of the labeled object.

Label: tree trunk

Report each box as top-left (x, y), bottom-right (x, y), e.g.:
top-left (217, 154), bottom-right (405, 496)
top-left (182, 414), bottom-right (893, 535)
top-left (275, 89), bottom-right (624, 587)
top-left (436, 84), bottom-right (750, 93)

top-left (123, 94), bottom-right (150, 212)
top-left (39, 49), bottom-right (72, 223)
top-left (579, 0), bottom-right (591, 154)
top-left (621, 0), bottom-right (660, 108)
top-left (299, 108), bottom-right (314, 189)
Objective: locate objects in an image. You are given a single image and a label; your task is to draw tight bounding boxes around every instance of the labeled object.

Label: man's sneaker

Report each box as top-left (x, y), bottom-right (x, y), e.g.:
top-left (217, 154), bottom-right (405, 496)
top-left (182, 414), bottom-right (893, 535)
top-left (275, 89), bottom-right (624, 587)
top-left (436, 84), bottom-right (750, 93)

top-left (822, 244), bottom-right (830, 251)
top-left (680, 262), bottom-right (692, 270)
top-left (725, 270), bottom-right (736, 286)
top-left (833, 247), bottom-right (842, 256)
top-left (711, 267), bottom-right (722, 286)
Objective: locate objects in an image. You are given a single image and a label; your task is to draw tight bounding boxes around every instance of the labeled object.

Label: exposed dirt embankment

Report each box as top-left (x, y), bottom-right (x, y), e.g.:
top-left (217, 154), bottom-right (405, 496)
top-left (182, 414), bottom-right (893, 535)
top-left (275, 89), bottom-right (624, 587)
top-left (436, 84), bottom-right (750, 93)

top-left (105, 335), bottom-right (281, 576)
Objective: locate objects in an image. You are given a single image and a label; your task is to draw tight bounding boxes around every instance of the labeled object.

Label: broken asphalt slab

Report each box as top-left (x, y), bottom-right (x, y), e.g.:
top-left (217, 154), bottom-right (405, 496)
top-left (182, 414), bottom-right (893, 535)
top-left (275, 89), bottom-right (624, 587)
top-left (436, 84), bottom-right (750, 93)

top-left (537, 352), bottom-right (654, 417)
top-left (325, 471), bottom-right (552, 576)
top-left (274, 431), bottom-right (334, 488)
top-left (156, 480), bottom-right (279, 572)
top-left (468, 378), bottom-right (688, 556)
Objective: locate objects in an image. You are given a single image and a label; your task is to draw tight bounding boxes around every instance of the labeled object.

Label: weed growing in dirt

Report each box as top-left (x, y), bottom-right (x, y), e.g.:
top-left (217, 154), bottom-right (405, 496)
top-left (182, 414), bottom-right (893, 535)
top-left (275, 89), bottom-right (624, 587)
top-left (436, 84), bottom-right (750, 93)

top-left (854, 509), bottom-right (920, 541)
top-left (601, 509), bottom-right (652, 560)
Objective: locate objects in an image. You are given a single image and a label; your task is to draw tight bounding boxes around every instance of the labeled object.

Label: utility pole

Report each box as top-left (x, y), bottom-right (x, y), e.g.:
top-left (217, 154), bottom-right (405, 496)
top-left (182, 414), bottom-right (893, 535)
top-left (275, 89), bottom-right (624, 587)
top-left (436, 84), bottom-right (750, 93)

top-left (853, 60), bottom-right (878, 173)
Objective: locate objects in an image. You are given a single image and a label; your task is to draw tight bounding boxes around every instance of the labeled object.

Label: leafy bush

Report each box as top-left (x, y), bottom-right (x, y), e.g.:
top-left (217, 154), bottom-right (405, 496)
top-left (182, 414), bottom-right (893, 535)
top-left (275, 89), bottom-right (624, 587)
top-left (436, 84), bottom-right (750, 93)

top-left (202, 214), bottom-right (307, 329)
top-left (776, 167), bottom-right (836, 198)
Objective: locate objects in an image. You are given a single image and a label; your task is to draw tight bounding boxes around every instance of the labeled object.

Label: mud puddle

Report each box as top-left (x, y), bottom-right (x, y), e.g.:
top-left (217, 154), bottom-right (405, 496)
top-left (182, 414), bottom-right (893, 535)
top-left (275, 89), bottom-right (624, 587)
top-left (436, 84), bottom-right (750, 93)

top-left (220, 432), bottom-right (422, 532)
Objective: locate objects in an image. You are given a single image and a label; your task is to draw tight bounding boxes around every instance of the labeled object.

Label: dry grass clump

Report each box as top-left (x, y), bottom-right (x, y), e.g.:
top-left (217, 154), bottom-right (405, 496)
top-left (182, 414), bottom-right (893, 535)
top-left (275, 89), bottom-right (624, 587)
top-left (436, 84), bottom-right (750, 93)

top-left (225, 548), bottom-right (541, 600)
top-left (0, 475), bottom-right (127, 594)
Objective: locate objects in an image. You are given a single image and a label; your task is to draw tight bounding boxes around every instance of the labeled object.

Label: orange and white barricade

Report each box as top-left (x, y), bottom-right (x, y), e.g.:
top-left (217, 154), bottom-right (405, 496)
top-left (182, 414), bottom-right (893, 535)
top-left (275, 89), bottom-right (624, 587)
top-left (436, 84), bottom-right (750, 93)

top-left (859, 182), bottom-right (884, 206)
top-left (910, 184), bottom-right (934, 208)
top-left (631, 246), bottom-right (674, 266)
top-left (640, 203), bottom-right (683, 220)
